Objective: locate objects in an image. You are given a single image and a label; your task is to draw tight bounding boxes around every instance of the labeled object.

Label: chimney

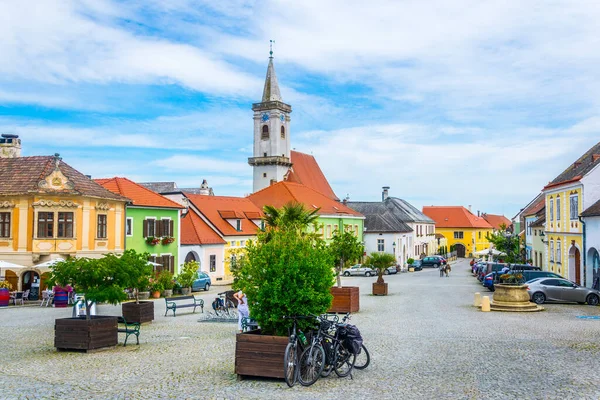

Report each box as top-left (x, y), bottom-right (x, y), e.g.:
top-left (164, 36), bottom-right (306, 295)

top-left (382, 186), bottom-right (390, 201)
top-left (477, 210), bottom-right (480, 217)
top-left (0, 134), bottom-right (21, 158)
top-left (468, 205), bottom-right (472, 213)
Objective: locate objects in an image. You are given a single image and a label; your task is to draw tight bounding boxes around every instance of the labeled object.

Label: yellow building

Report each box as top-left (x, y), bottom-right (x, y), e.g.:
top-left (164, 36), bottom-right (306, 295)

top-left (423, 206), bottom-right (493, 258)
top-left (542, 141), bottom-right (600, 285)
top-left (0, 148), bottom-right (128, 292)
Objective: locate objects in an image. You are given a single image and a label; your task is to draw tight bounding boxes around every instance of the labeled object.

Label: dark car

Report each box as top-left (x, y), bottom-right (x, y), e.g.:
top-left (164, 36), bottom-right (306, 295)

top-left (409, 260), bottom-right (423, 271)
top-left (421, 256), bottom-right (447, 268)
top-left (191, 271), bottom-right (211, 292)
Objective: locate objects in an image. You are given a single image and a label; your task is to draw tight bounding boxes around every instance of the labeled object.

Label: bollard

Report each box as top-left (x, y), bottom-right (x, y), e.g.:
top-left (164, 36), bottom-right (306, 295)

top-left (481, 296), bottom-right (491, 312)
top-left (474, 292), bottom-right (481, 307)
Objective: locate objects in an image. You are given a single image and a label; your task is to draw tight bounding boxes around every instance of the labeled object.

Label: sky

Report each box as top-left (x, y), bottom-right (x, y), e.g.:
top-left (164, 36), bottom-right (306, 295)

top-left (1, 0), bottom-right (600, 217)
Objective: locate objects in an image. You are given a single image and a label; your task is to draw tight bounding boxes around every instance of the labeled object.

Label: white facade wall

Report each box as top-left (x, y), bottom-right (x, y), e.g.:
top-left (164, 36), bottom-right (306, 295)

top-left (581, 164), bottom-right (600, 211)
top-left (180, 244), bottom-right (225, 281)
top-left (363, 232), bottom-right (411, 267)
top-left (409, 222), bottom-right (436, 257)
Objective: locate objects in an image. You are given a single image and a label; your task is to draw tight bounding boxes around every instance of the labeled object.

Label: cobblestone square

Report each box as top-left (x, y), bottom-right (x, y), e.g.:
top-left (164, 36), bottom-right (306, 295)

top-left (1, 259), bottom-right (600, 399)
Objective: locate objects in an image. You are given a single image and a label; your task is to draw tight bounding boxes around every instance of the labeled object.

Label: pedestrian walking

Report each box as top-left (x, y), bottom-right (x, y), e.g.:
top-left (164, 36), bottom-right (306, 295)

top-left (234, 289), bottom-right (250, 333)
top-left (445, 263), bottom-right (451, 277)
top-left (439, 264), bottom-right (445, 277)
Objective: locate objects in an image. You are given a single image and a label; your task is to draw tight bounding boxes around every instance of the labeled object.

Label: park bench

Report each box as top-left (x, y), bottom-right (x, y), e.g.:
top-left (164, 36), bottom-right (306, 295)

top-left (241, 317), bottom-right (259, 332)
top-left (164, 295), bottom-right (204, 317)
top-left (117, 316), bottom-right (140, 346)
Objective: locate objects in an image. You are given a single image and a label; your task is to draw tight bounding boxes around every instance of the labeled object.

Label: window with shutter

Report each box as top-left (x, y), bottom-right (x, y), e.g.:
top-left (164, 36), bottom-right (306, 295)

top-left (157, 220), bottom-right (163, 237)
top-left (143, 220), bottom-right (149, 237)
top-left (0, 212), bottom-right (11, 238)
top-left (170, 255), bottom-right (175, 274)
top-left (169, 220), bottom-right (174, 237)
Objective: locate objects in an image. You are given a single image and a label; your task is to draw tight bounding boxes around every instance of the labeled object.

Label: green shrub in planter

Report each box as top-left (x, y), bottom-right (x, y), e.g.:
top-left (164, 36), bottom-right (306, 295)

top-left (157, 270), bottom-right (175, 291)
top-left (234, 204), bottom-right (335, 336)
top-left (177, 261), bottom-right (198, 290)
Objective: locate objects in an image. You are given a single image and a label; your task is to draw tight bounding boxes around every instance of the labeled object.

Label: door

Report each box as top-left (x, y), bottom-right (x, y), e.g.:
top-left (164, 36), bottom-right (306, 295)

top-left (574, 248), bottom-right (581, 285)
top-left (557, 280), bottom-right (582, 303)
top-left (540, 279), bottom-right (562, 301)
top-left (455, 244), bottom-right (466, 258)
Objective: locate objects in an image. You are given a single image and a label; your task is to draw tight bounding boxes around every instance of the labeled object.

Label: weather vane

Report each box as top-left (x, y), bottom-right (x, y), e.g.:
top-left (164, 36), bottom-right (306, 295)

top-left (270, 39), bottom-right (275, 57)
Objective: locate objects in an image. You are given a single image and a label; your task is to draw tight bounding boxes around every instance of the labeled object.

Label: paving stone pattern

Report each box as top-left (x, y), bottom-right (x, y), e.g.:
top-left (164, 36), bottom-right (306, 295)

top-left (1, 259), bottom-right (600, 399)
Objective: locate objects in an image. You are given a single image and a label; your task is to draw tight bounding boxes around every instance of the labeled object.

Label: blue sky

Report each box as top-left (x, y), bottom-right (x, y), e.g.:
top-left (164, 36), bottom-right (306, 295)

top-left (1, 0), bottom-right (600, 217)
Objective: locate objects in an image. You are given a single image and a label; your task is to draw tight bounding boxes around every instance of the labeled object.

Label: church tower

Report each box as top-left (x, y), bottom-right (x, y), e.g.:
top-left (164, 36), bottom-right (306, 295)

top-left (249, 50), bottom-right (292, 193)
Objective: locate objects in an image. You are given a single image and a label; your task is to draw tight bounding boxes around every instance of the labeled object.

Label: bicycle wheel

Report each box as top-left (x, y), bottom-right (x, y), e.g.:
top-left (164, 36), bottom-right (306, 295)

top-left (333, 342), bottom-right (356, 378)
top-left (298, 344), bottom-right (325, 386)
top-left (353, 344), bottom-right (370, 370)
top-left (225, 300), bottom-right (237, 317)
top-left (284, 342), bottom-right (298, 387)
top-left (320, 338), bottom-right (335, 377)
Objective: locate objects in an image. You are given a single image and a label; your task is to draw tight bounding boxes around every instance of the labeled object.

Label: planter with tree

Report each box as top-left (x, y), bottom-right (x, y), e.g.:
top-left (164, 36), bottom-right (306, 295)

top-left (328, 229), bottom-right (364, 313)
top-left (119, 250), bottom-right (155, 324)
top-left (178, 261), bottom-right (198, 295)
top-left (157, 270), bottom-right (175, 297)
top-left (233, 203), bottom-right (335, 379)
top-left (368, 252), bottom-right (396, 296)
top-left (49, 256), bottom-right (130, 351)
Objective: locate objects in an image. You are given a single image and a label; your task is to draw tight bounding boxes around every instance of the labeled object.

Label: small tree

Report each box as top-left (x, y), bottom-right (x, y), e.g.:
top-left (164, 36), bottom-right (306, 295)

top-left (367, 252), bottom-right (397, 284)
top-left (329, 229), bottom-right (364, 287)
top-left (486, 224), bottom-right (522, 264)
top-left (178, 261), bottom-right (199, 289)
top-left (117, 250), bottom-right (153, 303)
top-left (234, 206), bottom-right (335, 336)
top-left (49, 256), bottom-right (129, 320)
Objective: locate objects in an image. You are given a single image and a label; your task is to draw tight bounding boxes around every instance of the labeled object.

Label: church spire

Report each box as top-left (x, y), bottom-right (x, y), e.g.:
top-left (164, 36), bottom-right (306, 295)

top-left (261, 41), bottom-right (282, 102)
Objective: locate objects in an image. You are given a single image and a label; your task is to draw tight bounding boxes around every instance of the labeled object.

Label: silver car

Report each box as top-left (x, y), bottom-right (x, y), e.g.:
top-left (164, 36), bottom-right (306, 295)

top-left (527, 278), bottom-right (600, 305)
top-left (342, 264), bottom-right (375, 277)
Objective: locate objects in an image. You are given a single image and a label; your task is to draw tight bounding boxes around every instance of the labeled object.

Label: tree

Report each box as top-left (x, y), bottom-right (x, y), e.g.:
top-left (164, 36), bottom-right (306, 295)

top-left (263, 202), bottom-right (319, 231)
top-left (178, 261), bottom-right (199, 289)
top-left (233, 208), bottom-right (335, 336)
top-left (117, 250), bottom-right (153, 303)
top-left (485, 224), bottom-right (522, 264)
top-left (367, 252), bottom-right (396, 284)
top-left (329, 229), bottom-right (364, 288)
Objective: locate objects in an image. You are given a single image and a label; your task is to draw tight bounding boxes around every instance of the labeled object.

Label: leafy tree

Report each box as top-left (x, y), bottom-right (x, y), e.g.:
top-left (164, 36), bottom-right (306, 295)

top-left (233, 208), bottom-right (335, 336)
top-left (178, 261), bottom-right (199, 289)
top-left (117, 250), bottom-right (153, 303)
top-left (485, 224), bottom-right (522, 263)
top-left (329, 229), bottom-right (364, 288)
top-left (367, 252), bottom-right (397, 283)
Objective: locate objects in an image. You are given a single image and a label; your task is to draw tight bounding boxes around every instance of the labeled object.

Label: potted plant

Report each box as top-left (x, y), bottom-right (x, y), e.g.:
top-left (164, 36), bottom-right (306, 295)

top-left (367, 252), bottom-right (396, 296)
top-left (177, 261), bottom-right (198, 295)
top-left (0, 280), bottom-right (12, 307)
top-left (146, 236), bottom-right (160, 246)
top-left (407, 258), bottom-right (415, 272)
top-left (328, 229), bottom-right (364, 312)
top-left (120, 250), bottom-right (155, 324)
top-left (233, 203), bottom-right (335, 379)
top-left (157, 270), bottom-right (175, 297)
top-left (161, 236), bottom-right (175, 245)
top-left (149, 279), bottom-right (163, 298)
top-left (49, 256), bottom-right (130, 351)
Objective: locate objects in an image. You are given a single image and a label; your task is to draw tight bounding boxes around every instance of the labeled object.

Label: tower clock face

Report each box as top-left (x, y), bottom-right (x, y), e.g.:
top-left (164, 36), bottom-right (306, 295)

top-left (280, 114), bottom-right (285, 122)
top-left (261, 113), bottom-right (270, 122)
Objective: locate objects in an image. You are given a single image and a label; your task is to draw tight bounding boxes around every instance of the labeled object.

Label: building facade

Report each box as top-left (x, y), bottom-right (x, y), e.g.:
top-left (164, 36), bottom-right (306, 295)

top-left (581, 200), bottom-right (600, 289)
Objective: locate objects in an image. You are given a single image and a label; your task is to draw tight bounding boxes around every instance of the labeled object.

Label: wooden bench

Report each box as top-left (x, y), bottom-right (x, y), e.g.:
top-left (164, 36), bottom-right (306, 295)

top-left (164, 295), bottom-right (204, 317)
top-left (117, 316), bottom-right (140, 346)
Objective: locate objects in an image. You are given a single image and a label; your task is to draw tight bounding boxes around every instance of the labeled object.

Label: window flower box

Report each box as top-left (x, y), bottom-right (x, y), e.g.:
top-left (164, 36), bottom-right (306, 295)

top-left (146, 236), bottom-right (160, 246)
top-left (161, 236), bottom-right (175, 245)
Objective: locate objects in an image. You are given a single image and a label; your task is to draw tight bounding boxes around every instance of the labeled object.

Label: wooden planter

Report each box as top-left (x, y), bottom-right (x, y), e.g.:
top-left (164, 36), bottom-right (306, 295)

top-left (55, 316), bottom-right (118, 352)
top-left (122, 301), bottom-right (154, 324)
top-left (372, 282), bottom-right (388, 296)
top-left (329, 286), bottom-right (359, 313)
top-left (235, 330), bottom-right (288, 378)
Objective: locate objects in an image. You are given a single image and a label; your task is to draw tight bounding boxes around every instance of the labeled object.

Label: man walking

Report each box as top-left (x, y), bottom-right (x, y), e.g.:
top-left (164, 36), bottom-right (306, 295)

top-left (439, 264), bottom-right (445, 277)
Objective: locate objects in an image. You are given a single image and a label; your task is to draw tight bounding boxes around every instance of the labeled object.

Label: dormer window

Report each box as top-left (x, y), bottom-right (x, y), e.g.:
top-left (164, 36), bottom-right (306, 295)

top-left (236, 219), bottom-right (242, 231)
top-left (261, 125), bottom-right (269, 140)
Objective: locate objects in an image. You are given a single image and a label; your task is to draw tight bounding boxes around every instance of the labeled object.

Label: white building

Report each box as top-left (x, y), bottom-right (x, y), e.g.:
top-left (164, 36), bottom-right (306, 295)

top-left (581, 200), bottom-right (600, 289)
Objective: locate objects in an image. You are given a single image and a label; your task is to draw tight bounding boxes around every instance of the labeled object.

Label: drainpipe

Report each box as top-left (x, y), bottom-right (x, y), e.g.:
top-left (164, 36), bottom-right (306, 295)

top-left (579, 215), bottom-right (587, 287)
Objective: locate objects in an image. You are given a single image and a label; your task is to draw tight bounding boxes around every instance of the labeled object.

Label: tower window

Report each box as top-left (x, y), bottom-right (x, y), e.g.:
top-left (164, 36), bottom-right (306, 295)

top-left (263, 152), bottom-right (267, 157)
top-left (261, 125), bottom-right (269, 140)
top-left (281, 126), bottom-right (285, 139)
top-left (263, 173), bottom-right (267, 178)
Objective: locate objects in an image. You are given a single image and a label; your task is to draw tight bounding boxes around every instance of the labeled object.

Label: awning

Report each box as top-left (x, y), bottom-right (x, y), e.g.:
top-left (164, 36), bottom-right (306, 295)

top-left (473, 248), bottom-right (506, 256)
top-left (34, 258), bottom-right (66, 272)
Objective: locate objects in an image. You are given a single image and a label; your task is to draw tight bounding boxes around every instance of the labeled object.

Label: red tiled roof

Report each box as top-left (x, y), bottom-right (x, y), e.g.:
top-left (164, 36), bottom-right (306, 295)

top-left (286, 151), bottom-right (339, 201)
top-left (180, 210), bottom-right (225, 245)
top-left (422, 206), bottom-right (493, 229)
top-left (218, 210), bottom-right (244, 219)
top-left (0, 156), bottom-right (128, 201)
top-left (95, 177), bottom-right (183, 209)
top-left (521, 194), bottom-right (545, 217)
top-left (482, 213), bottom-right (512, 230)
top-left (248, 181), bottom-right (362, 217)
top-left (184, 194), bottom-right (263, 236)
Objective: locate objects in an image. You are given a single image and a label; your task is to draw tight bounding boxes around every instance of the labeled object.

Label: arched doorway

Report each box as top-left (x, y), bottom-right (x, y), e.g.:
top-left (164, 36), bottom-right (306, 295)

top-left (185, 251), bottom-right (197, 263)
top-left (455, 243), bottom-right (466, 258)
top-left (569, 245), bottom-right (581, 285)
top-left (588, 248), bottom-right (599, 289)
top-left (5, 270), bottom-right (18, 291)
top-left (21, 270), bottom-right (40, 300)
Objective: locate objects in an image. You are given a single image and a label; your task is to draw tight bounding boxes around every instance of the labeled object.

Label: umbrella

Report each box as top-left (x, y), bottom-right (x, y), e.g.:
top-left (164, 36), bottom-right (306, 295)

top-left (34, 258), bottom-right (66, 272)
top-left (147, 261), bottom-right (163, 267)
top-left (0, 260), bottom-right (28, 280)
top-left (473, 248), bottom-right (506, 256)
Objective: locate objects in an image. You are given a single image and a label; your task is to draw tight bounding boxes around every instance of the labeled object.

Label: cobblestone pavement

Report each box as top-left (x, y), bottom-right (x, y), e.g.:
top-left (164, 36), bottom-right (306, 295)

top-left (2, 259), bottom-right (600, 399)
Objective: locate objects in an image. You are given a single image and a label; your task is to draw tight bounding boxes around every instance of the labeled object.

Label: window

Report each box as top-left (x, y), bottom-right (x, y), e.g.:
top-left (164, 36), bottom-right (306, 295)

top-left (549, 199), bottom-right (554, 221)
top-left (263, 173), bottom-right (267, 178)
top-left (126, 217), bottom-right (133, 237)
top-left (160, 254), bottom-right (175, 274)
top-left (377, 239), bottom-right (385, 252)
top-left (161, 218), bottom-right (173, 237)
top-left (527, 222), bottom-right (532, 235)
top-left (236, 220), bottom-right (242, 231)
top-left (210, 255), bottom-right (216, 272)
top-left (556, 196), bottom-right (561, 221)
top-left (37, 212), bottom-right (54, 238)
top-left (0, 212), bottom-right (10, 238)
top-left (326, 225), bottom-right (332, 238)
top-left (281, 126), bottom-right (285, 139)
top-left (57, 212), bottom-right (74, 238)
top-left (144, 218), bottom-right (156, 237)
top-left (556, 240), bottom-right (561, 264)
top-left (454, 231), bottom-right (464, 239)
top-left (231, 254), bottom-right (237, 269)
top-left (97, 214), bottom-right (107, 239)
top-left (550, 241), bottom-right (554, 262)
top-left (570, 195), bottom-right (578, 220)
top-left (478, 231), bottom-right (482, 239)
top-left (534, 229), bottom-right (537, 236)
top-left (261, 125), bottom-right (269, 140)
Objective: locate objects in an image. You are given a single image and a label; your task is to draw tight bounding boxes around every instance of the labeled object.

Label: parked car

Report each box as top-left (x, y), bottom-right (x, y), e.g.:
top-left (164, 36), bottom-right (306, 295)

top-left (484, 270), bottom-right (563, 292)
top-left (191, 271), bottom-right (211, 292)
top-left (342, 264), bottom-right (375, 277)
top-left (420, 256), bottom-right (447, 268)
top-left (527, 278), bottom-right (600, 305)
top-left (409, 260), bottom-right (423, 271)
top-left (383, 265), bottom-right (398, 275)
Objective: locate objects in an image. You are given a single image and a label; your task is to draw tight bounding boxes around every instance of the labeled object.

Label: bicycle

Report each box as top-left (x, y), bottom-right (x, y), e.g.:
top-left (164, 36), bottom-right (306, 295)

top-left (282, 315), bottom-right (313, 388)
top-left (339, 313), bottom-right (370, 370)
top-left (317, 316), bottom-right (356, 379)
top-left (211, 291), bottom-right (237, 318)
